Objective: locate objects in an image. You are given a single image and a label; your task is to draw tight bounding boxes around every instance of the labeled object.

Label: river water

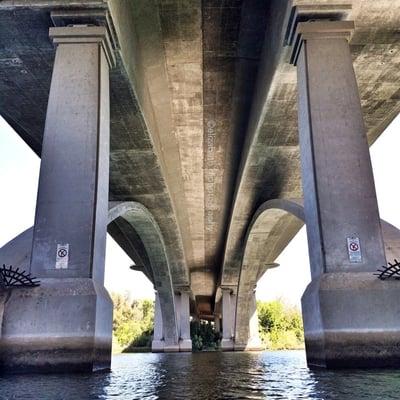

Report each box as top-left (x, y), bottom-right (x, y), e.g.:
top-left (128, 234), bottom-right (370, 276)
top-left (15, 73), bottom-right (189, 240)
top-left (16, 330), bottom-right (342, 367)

top-left (1, 351), bottom-right (400, 399)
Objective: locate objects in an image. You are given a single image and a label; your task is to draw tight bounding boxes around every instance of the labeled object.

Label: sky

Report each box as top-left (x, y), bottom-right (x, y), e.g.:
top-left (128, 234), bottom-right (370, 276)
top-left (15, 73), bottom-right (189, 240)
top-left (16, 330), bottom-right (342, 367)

top-left (1, 114), bottom-right (399, 306)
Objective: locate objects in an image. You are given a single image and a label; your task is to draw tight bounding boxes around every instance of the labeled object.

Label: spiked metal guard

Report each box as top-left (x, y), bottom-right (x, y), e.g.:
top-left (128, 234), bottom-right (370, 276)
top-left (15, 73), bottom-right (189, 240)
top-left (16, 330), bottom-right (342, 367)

top-left (375, 259), bottom-right (400, 280)
top-left (0, 264), bottom-right (40, 288)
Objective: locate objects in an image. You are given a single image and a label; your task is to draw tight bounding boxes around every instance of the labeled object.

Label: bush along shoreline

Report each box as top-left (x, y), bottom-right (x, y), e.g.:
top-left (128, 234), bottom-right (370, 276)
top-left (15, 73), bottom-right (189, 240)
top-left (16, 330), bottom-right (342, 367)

top-left (111, 293), bottom-right (154, 353)
top-left (111, 294), bottom-right (304, 353)
top-left (191, 320), bottom-right (220, 351)
top-left (257, 299), bottom-right (304, 350)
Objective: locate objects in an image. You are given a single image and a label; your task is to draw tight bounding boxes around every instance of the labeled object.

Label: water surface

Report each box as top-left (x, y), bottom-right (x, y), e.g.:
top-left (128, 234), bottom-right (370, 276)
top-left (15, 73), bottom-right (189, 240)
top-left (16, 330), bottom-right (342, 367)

top-left (1, 351), bottom-right (400, 399)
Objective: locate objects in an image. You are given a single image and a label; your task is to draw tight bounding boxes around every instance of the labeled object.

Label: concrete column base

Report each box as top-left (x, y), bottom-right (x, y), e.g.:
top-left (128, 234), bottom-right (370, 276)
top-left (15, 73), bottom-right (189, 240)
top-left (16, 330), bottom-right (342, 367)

top-left (302, 272), bottom-right (400, 369)
top-left (221, 338), bottom-right (234, 351)
top-left (151, 340), bottom-right (165, 353)
top-left (234, 337), bottom-right (264, 351)
top-left (179, 339), bottom-right (192, 352)
top-left (151, 339), bottom-right (189, 352)
top-left (163, 343), bottom-right (180, 352)
top-left (0, 278), bottom-right (112, 373)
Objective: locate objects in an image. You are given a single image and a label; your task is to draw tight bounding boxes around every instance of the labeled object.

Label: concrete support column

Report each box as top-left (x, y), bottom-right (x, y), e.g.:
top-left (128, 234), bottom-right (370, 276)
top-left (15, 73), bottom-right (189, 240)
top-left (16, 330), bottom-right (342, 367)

top-left (152, 291), bottom-right (164, 351)
top-left (214, 315), bottom-right (221, 334)
top-left (287, 10), bottom-right (400, 368)
top-left (174, 292), bottom-right (182, 338)
top-left (30, 25), bottom-right (114, 283)
top-left (0, 24), bottom-right (115, 373)
top-left (234, 286), bottom-right (262, 351)
top-left (290, 18), bottom-right (386, 280)
top-left (247, 288), bottom-right (263, 351)
top-left (152, 290), bottom-right (184, 353)
top-left (177, 290), bottom-right (192, 351)
top-left (221, 287), bottom-right (235, 350)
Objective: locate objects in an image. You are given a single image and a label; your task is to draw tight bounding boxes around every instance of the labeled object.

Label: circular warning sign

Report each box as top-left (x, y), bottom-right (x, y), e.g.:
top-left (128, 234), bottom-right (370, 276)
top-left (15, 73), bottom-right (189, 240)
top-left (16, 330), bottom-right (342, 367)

top-left (56, 244), bottom-right (69, 269)
top-left (349, 242), bottom-right (359, 252)
top-left (347, 237), bottom-right (362, 263)
top-left (58, 248), bottom-right (67, 258)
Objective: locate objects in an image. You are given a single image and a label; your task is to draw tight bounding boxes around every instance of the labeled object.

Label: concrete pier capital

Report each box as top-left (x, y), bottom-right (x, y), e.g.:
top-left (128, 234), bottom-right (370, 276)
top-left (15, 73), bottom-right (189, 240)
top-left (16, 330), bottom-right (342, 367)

top-left (220, 285), bottom-right (237, 296)
top-left (285, 4), bottom-right (354, 65)
top-left (290, 21), bottom-right (354, 65)
top-left (174, 285), bottom-right (191, 295)
top-left (49, 25), bottom-right (115, 68)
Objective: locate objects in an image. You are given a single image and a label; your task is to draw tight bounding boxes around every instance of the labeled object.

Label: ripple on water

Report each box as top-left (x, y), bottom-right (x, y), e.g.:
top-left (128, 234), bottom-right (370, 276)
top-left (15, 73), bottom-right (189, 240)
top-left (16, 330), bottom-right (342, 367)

top-left (1, 351), bottom-right (400, 399)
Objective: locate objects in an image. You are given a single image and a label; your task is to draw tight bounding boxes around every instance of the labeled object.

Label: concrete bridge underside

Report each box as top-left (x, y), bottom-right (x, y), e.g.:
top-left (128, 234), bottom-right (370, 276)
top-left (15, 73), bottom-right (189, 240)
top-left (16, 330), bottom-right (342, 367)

top-left (0, 0), bottom-right (400, 371)
top-left (234, 199), bottom-right (400, 354)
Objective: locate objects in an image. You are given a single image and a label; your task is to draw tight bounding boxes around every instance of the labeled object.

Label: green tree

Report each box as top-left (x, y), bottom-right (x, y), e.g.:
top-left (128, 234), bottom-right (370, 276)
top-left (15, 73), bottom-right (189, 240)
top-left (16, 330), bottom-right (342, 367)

top-left (190, 320), bottom-right (219, 351)
top-left (111, 293), bottom-right (155, 351)
top-left (257, 299), bottom-right (304, 350)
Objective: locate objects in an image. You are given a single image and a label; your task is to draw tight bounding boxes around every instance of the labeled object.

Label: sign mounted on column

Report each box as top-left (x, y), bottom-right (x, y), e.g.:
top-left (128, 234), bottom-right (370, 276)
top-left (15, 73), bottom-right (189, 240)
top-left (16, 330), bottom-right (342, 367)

top-left (56, 244), bottom-right (69, 269)
top-left (347, 237), bottom-right (362, 263)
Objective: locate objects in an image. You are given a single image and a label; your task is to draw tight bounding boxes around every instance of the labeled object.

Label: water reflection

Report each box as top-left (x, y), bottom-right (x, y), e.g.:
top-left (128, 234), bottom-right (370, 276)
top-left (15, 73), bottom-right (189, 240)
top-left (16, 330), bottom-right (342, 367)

top-left (1, 351), bottom-right (400, 399)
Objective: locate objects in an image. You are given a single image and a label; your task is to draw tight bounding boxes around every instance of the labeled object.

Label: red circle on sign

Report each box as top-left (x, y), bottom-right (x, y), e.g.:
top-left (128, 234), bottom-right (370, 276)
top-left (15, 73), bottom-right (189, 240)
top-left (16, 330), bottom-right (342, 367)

top-left (349, 242), bottom-right (359, 251)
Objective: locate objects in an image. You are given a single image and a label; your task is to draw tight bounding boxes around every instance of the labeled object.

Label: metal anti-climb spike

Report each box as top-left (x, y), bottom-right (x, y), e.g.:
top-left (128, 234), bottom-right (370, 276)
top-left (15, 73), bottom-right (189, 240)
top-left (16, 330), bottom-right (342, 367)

top-left (375, 260), bottom-right (400, 281)
top-left (0, 265), bottom-right (40, 288)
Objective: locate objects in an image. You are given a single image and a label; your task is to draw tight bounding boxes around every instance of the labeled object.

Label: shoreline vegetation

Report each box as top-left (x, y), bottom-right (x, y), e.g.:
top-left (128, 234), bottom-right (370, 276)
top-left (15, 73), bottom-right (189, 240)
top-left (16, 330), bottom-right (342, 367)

top-left (111, 294), bottom-right (304, 354)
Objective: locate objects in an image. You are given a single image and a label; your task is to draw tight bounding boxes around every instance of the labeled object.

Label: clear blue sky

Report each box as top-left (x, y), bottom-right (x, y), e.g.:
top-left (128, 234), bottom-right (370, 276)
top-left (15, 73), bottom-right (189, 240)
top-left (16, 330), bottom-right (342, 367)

top-left (1, 114), bottom-right (399, 305)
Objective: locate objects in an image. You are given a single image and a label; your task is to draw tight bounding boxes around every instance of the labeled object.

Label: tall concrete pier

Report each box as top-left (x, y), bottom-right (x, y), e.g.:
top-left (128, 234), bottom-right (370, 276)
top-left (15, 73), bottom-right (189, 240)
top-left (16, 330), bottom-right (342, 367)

top-left (2, 23), bottom-right (115, 373)
top-left (0, 0), bottom-right (399, 372)
top-left (288, 10), bottom-right (400, 367)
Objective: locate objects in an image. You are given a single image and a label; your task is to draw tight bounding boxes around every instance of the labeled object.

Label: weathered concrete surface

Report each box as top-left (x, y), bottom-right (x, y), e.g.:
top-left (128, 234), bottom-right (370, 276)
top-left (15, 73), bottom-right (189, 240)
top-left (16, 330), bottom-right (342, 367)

top-left (152, 291), bottom-right (166, 352)
top-left (30, 25), bottom-right (112, 284)
top-left (0, 1), bottom-right (399, 321)
top-left (176, 290), bottom-right (192, 352)
top-left (0, 201), bottom-right (184, 354)
top-left (221, 0), bottom-right (400, 293)
top-left (0, 278), bottom-right (112, 373)
top-left (0, 2), bottom-right (189, 294)
top-left (302, 273), bottom-right (400, 368)
top-left (220, 287), bottom-right (235, 351)
top-left (0, 23), bottom-right (115, 373)
top-left (293, 14), bottom-right (390, 368)
top-left (109, 201), bottom-right (179, 349)
top-left (107, 0), bottom-right (191, 292)
top-left (295, 18), bottom-right (386, 277)
top-left (234, 199), bottom-right (303, 350)
top-left (234, 198), bottom-right (400, 353)
top-left (201, 1), bottom-right (269, 313)
top-left (234, 288), bottom-right (263, 351)
top-left (0, 1), bottom-right (271, 317)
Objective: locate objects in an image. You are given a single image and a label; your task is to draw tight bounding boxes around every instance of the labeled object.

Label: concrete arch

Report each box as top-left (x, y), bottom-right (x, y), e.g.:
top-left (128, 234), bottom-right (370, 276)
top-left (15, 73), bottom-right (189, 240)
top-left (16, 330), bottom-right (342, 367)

top-left (0, 201), bottom-right (179, 347)
top-left (108, 201), bottom-right (179, 346)
top-left (234, 198), bottom-right (400, 349)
